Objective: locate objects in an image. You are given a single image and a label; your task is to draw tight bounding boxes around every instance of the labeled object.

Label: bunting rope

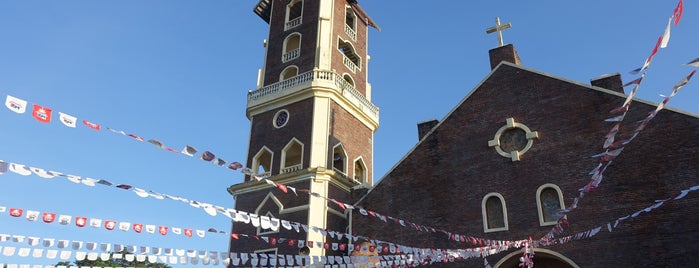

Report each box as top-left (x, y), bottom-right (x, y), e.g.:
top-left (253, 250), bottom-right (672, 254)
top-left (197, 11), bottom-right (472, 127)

top-left (541, 0), bottom-right (693, 242)
top-left (2, 94), bottom-right (248, 176)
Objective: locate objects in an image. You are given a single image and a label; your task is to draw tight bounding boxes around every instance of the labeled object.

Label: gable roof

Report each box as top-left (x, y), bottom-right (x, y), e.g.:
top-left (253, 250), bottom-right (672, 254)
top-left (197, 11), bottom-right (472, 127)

top-left (354, 61), bottom-right (699, 206)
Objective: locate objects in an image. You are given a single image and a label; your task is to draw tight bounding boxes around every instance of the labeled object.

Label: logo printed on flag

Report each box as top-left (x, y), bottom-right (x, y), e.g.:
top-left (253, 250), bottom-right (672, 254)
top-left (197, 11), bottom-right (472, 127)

top-left (118, 222), bottom-right (130, 231)
top-left (133, 223), bottom-right (143, 233)
top-left (104, 220), bottom-right (116, 230)
top-left (58, 215), bottom-right (72, 225)
top-left (5, 95), bottom-right (27, 114)
top-left (42, 212), bottom-right (56, 223)
top-left (89, 218), bottom-right (102, 228)
top-left (145, 224), bottom-right (156, 234)
top-left (158, 226), bottom-right (168, 236)
top-left (26, 210), bottom-right (39, 221)
top-left (58, 112), bottom-right (77, 128)
top-left (32, 104), bottom-right (53, 123)
top-left (10, 208), bottom-right (23, 217)
top-left (75, 217), bottom-right (87, 227)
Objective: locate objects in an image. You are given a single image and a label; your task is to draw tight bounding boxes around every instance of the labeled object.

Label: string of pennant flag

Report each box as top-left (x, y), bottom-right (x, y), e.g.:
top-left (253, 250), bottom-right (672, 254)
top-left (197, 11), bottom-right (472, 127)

top-left (540, 0), bottom-right (697, 243)
top-left (3, 180), bottom-right (695, 268)
top-left (3, 94), bottom-right (248, 175)
top-left (0, 158), bottom-right (526, 250)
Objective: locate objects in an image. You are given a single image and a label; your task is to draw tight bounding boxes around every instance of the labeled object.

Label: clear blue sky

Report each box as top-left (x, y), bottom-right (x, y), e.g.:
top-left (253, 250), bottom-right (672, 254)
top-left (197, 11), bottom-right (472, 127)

top-left (0, 0), bottom-right (696, 266)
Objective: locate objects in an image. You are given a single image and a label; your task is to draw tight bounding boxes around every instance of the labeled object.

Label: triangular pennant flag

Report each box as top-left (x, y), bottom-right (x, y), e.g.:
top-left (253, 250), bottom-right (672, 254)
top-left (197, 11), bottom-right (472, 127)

top-left (5, 95), bottom-right (28, 114)
top-left (58, 112), bottom-right (77, 128)
top-left (660, 16), bottom-right (672, 48)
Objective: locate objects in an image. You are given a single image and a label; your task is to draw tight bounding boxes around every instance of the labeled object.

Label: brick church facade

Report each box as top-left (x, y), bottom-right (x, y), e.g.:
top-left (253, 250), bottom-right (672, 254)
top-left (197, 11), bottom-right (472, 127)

top-left (228, 0), bottom-right (699, 267)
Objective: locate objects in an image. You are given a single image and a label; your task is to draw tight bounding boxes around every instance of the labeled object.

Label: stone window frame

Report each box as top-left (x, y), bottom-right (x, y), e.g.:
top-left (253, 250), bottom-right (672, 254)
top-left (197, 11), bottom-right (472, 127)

top-left (252, 146), bottom-right (274, 177)
top-left (280, 65), bottom-right (299, 81)
top-left (255, 193), bottom-right (284, 236)
top-left (281, 138), bottom-right (304, 174)
top-left (332, 143), bottom-right (348, 175)
top-left (488, 117), bottom-right (539, 161)
top-left (536, 183), bottom-right (565, 226)
top-left (284, 0), bottom-right (303, 31)
top-left (273, 109), bottom-right (290, 129)
top-left (481, 192), bottom-right (509, 233)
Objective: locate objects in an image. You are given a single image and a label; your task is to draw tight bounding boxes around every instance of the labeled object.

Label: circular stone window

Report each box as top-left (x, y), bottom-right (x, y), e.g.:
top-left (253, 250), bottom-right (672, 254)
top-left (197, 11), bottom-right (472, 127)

top-left (488, 118), bottom-right (539, 161)
top-left (273, 109), bottom-right (289, 128)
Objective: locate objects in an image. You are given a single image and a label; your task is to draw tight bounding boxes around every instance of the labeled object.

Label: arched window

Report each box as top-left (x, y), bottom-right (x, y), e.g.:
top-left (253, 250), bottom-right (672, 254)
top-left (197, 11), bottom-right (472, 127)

top-left (252, 147), bottom-right (273, 178)
top-left (281, 138), bottom-right (303, 174)
top-left (282, 33), bottom-right (301, 63)
top-left (537, 184), bottom-right (565, 226)
top-left (338, 38), bottom-right (361, 72)
top-left (344, 6), bottom-right (357, 40)
top-left (343, 74), bottom-right (355, 87)
top-left (285, 0), bottom-right (303, 30)
top-left (482, 193), bottom-right (508, 232)
top-left (353, 158), bottom-right (366, 184)
top-left (280, 66), bottom-right (298, 80)
top-left (332, 144), bottom-right (347, 174)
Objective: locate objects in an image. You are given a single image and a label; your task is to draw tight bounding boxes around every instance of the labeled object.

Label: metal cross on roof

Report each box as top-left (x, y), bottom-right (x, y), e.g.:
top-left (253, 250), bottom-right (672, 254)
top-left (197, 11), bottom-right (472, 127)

top-left (485, 17), bottom-right (512, 47)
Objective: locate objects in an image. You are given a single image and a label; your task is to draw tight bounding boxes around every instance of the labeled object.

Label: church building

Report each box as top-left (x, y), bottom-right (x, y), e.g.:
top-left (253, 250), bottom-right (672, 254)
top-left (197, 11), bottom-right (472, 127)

top-left (228, 0), bottom-right (699, 267)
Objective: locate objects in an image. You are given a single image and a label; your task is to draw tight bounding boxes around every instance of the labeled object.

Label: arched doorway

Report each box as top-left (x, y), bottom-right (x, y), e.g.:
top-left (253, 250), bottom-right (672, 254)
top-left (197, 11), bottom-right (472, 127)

top-left (494, 248), bottom-right (578, 268)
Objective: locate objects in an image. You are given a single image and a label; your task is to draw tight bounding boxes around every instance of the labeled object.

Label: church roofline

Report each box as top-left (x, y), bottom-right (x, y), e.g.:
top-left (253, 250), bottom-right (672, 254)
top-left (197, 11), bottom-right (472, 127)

top-left (353, 61), bottom-right (699, 206)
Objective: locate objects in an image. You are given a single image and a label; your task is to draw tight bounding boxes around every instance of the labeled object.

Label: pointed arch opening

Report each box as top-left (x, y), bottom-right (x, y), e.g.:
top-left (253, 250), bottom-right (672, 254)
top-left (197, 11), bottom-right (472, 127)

top-left (332, 144), bottom-right (347, 175)
top-left (282, 33), bottom-right (301, 63)
top-left (537, 183), bottom-right (565, 226)
top-left (353, 157), bottom-right (366, 184)
top-left (252, 146), bottom-right (273, 178)
top-left (280, 65), bottom-right (298, 81)
top-left (256, 193), bottom-right (283, 235)
top-left (281, 138), bottom-right (304, 174)
top-left (482, 192), bottom-right (508, 232)
top-left (285, 0), bottom-right (303, 30)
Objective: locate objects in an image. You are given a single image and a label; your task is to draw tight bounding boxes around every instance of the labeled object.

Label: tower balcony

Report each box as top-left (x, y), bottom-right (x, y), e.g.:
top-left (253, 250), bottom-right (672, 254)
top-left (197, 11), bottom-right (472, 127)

top-left (247, 69), bottom-right (379, 125)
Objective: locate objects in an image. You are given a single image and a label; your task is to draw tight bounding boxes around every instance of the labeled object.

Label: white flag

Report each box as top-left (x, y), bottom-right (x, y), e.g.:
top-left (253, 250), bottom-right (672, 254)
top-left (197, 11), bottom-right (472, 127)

top-left (660, 16), bottom-right (672, 48)
top-left (58, 112), bottom-right (78, 128)
top-left (5, 95), bottom-right (27, 114)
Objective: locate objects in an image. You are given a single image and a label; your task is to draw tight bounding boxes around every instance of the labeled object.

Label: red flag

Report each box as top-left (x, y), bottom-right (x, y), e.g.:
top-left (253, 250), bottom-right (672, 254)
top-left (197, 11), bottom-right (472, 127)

top-left (276, 183), bottom-right (288, 193)
top-left (42, 212), bottom-right (56, 223)
top-left (9, 208), bottom-right (23, 217)
top-left (75, 217), bottom-right (87, 227)
top-left (230, 233), bottom-right (239, 240)
top-left (104, 220), bottom-right (116, 230)
top-left (674, 0), bottom-right (683, 25)
top-left (82, 120), bottom-right (101, 130)
top-left (133, 223), bottom-right (143, 233)
top-left (184, 228), bottom-right (193, 237)
top-left (200, 151), bottom-right (215, 162)
top-left (159, 226), bottom-right (168, 235)
top-left (32, 104), bottom-right (52, 123)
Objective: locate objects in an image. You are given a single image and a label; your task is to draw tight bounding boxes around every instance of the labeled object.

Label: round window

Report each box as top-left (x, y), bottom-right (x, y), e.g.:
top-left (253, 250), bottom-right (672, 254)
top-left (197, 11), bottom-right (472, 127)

top-left (273, 109), bottom-right (289, 128)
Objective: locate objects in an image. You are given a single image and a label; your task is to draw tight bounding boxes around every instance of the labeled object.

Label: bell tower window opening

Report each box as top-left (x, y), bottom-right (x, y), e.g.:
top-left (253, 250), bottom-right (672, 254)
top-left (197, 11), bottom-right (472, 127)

top-left (281, 138), bottom-right (304, 174)
top-left (482, 192), bottom-right (509, 232)
top-left (338, 38), bottom-right (361, 73)
top-left (280, 66), bottom-right (298, 81)
top-left (342, 74), bottom-right (355, 87)
top-left (285, 0), bottom-right (303, 31)
top-left (537, 184), bottom-right (565, 226)
top-left (353, 158), bottom-right (366, 184)
top-left (252, 147), bottom-right (273, 178)
top-left (282, 33), bottom-right (301, 63)
top-left (344, 6), bottom-right (357, 40)
top-left (332, 144), bottom-right (347, 175)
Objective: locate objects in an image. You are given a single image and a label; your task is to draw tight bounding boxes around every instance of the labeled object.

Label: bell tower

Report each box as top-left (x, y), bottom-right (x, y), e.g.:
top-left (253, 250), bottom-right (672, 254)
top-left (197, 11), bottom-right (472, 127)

top-left (228, 0), bottom-right (379, 260)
